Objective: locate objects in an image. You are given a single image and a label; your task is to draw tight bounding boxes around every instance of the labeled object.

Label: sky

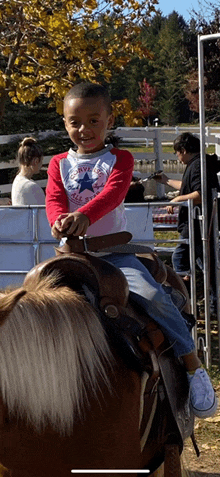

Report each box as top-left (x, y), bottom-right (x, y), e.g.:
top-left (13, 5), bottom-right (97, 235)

top-left (156, 0), bottom-right (199, 21)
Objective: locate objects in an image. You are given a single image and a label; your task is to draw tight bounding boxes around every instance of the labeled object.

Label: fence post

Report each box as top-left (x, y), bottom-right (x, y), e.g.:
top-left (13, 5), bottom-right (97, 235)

top-left (212, 189), bottom-right (220, 365)
top-left (188, 199), bottom-right (197, 347)
top-left (205, 126), bottom-right (210, 147)
top-left (215, 134), bottom-right (220, 160)
top-left (153, 129), bottom-right (165, 198)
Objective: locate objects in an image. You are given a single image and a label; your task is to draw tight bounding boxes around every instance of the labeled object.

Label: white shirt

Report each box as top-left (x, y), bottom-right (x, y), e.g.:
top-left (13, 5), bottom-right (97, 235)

top-left (11, 173), bottom-right (45, 206)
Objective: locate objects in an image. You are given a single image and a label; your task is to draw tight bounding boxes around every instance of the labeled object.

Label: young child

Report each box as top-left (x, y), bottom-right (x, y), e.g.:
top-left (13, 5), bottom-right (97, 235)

top-left (46, 82), bottom-right (217, 419)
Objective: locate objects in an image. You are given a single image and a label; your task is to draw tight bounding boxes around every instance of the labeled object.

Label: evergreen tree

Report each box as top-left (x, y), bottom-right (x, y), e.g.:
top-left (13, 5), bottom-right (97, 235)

top-left (154, 12), bottom-right (191, 125)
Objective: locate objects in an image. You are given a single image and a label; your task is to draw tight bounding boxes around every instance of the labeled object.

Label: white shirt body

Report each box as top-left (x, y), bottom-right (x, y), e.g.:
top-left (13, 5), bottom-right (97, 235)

top-left (12, 173), bottom-right (45, 206)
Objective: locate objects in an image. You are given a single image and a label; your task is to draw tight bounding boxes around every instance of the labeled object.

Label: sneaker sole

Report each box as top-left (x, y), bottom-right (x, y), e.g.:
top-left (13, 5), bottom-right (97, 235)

top-left (191, 396), bottom-right (218, 419)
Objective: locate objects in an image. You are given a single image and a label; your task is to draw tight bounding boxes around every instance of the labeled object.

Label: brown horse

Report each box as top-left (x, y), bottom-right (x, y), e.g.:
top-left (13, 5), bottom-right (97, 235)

top-left (0, 250), bottom-right (194, 477)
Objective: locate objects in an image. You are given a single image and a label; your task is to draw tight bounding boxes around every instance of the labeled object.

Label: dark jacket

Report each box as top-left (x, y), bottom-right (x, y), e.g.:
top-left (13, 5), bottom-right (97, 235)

top-left (178, 153), bottom-right (220, 239)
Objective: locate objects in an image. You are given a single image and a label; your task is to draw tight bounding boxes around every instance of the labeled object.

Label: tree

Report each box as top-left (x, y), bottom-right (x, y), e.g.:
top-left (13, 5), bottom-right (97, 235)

top-left (151, 12), bottom-right (194, 124)
top-left (138, 78), bottom-right (157, 125)
top-left (185, 69), bottom-right (220, 121)
top-left (184, 5), bottom-right (220, 121)
top-left (112, 98), bottom-right (143, 126)
top-left (0, 0), bottom-right (158, 124)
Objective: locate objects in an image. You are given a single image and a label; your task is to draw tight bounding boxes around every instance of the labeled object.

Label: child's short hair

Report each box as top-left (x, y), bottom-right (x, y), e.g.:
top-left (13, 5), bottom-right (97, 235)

top-left (174, 132), bottom-right (200, 154)
top-left (64, 82), bottom-right (112, 115)
top-left (17, 137), bottom-right (43, 166)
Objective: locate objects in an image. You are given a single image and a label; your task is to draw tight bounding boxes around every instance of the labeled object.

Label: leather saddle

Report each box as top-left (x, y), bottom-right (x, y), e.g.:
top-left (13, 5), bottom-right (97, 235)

top-left (24, 234), bottom-right (195, 472)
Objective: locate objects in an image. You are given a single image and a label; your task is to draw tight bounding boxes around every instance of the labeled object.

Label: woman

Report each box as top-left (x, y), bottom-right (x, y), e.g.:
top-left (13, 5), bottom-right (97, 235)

top-left (12, 137), bottom-right (45, 205)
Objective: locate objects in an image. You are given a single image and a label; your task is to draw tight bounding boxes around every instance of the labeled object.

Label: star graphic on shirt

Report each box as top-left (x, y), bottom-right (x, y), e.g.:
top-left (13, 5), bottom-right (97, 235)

top-left (78, 172), bottom-right (96, 193)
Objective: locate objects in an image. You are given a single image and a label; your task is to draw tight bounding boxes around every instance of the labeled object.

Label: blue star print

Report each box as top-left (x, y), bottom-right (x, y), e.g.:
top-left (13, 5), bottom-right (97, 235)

top-left (78, 173), bottom-right (96, 193)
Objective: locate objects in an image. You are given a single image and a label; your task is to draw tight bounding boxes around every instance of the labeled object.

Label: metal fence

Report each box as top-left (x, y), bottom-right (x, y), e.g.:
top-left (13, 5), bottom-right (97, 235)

top-left (1, 127), bottom-right (220, 198)
top-left (0, 201), bottom-right (198, 344)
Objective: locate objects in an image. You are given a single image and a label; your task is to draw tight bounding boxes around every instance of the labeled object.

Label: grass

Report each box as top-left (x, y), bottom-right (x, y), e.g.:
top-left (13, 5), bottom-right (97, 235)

top-left (154, 230), bottom-right (178, 248)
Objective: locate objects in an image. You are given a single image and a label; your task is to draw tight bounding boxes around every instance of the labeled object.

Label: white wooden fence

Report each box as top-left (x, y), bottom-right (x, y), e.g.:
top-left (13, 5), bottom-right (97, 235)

top-left (1, 127), bottom-right (220, 198)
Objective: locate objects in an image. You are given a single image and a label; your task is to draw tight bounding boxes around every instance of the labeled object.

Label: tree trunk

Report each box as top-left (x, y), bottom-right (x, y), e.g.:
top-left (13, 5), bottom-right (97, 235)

top-left (0, 91), bottom-right (7, 126)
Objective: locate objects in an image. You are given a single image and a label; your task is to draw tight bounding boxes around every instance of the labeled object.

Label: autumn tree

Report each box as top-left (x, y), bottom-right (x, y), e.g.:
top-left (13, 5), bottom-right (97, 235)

top-left (184, 6), bottom-right (220, 121)
top-left (184, 70), bottom-right (199, 114)
top-left (138, 78), bottom-right (157, 125)
top-left (0, 0), bottom-right (158, 125)
top-left (185, 69), bottom-right (220, 121)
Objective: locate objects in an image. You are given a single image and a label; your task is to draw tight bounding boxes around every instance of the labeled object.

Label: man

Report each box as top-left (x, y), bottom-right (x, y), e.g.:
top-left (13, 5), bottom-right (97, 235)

top-left (154, 132), bottom-right (219, 309)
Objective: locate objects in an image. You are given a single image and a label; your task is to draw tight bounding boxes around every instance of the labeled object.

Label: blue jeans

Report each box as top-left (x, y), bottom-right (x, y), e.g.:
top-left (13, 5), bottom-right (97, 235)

top-left (172, 235), bottom-right (203, 275)
top-left (103, 253), bottom-right (195, 358)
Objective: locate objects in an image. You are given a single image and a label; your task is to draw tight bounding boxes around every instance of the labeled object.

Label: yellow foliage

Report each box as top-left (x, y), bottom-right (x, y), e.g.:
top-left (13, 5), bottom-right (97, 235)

top-left (112, 99), bottom-right (143, 127)
top-left (11, 96), bottom-right (19, 103)
top-left (55, 100), bottom-right (64, 115)
top-left (0, 73), bottom-right (6, 88)
top-left (21, 65), bottom-right (35, 73)
top-left (84, 0), bottom-right (98, 9)
top-left (0, 0), bottom-right (154, 116)
top-left (91, 20), bottom-right (99, 29)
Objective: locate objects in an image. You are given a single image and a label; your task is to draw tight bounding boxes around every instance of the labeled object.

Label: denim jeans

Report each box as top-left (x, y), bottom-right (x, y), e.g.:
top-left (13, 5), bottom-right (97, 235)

top-left (172, 236), bottom-right (203, 276)
top-left (103, 253), bottom-right (195, 358)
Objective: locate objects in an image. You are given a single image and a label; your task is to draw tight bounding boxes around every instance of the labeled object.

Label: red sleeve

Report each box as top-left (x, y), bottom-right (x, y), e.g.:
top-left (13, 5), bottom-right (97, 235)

top-left (46, 153), bottom-right (69, 226)
top-left (78, 149), bottom-right (134, 224)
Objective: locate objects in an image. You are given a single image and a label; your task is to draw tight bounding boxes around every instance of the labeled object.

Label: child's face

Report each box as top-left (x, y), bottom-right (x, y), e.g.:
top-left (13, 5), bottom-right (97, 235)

top-left (64, 96), bottom-right (113, 154)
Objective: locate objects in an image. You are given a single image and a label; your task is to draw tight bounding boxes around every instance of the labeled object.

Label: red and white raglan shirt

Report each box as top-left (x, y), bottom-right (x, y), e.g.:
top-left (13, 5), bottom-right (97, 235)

top-left (46, 144), bottom-right (134, 237)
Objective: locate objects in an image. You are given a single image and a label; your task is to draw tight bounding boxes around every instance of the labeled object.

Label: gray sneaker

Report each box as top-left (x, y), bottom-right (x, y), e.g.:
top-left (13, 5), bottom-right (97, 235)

top-left (187, 368), bottom-right (218, 418)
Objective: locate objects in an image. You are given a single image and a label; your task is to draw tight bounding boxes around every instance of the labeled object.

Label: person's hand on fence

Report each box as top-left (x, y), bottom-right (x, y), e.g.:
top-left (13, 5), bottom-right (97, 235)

top-left (167, 205), bottom-right (174, 214)
top-left (166, 195), bottom-right (180, 214)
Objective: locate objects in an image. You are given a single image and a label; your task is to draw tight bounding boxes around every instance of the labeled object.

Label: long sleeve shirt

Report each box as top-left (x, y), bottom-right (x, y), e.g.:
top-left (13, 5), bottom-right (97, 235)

top-left (46, 145), bottom-right (134, 237)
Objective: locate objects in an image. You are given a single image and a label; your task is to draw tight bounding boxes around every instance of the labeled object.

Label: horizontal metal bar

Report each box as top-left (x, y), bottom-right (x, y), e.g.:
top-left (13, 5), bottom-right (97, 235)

top-left (0, 271), bottom-right (28, 274)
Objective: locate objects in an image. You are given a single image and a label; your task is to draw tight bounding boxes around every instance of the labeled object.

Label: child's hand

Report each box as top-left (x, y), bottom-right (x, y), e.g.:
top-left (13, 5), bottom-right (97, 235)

top-left (52, 212), bottom-right (90, 238)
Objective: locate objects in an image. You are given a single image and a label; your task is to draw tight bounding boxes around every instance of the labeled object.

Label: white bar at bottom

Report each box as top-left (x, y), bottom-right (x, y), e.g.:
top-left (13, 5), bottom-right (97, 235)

top-left (71, 471), bottom-right (150, 474)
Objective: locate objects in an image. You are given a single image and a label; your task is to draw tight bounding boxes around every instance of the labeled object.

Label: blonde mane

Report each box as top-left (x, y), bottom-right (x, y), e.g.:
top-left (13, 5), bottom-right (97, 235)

top-left (0, 277), bottom-right (113, 435)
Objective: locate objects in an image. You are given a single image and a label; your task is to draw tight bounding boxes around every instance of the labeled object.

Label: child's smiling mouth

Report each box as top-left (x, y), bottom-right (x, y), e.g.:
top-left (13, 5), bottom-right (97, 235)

top-left (79, 137), bottom-right (94, 142)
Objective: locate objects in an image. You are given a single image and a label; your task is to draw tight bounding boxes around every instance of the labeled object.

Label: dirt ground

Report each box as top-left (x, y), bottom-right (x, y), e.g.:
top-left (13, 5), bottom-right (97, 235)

top-left (182, 386), bottom-right (220, 476)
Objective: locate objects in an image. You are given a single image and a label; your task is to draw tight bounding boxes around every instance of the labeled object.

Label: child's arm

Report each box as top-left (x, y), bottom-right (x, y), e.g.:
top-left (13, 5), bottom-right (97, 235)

top-left (46, 153), bottom-right (69, 227)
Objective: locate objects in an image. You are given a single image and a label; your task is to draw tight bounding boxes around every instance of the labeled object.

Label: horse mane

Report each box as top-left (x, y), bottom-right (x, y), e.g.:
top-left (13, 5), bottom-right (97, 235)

top-left (0, 276), bottom-right (114, 435)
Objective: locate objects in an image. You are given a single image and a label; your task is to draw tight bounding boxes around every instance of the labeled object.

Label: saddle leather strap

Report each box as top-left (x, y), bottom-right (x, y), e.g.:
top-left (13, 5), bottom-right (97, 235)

top-left (56, 231), bottom-right (132, 254)
top-left (138, 339), bottom-right (160, 394)
top-left (139, 371), bottom-right (158, 452)
top-left (140, 322), bottom-right (165, 352)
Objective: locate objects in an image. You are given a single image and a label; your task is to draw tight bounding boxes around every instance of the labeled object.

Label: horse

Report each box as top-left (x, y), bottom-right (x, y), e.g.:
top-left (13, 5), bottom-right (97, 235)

top-left (0, 234), bottom-right (195, 477)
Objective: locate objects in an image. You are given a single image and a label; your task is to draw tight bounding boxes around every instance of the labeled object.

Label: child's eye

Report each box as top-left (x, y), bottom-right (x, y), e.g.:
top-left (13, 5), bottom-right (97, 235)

top-left (90, 119), bottom-right (99, 124)
top-left (70, 121), bottom-right (78, 126)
